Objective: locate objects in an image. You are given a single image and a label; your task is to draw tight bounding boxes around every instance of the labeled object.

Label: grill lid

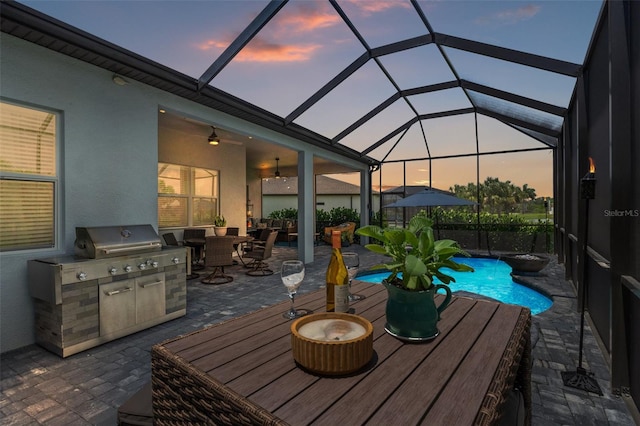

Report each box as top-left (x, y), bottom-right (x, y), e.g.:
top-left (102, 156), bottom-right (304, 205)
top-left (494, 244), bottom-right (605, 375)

top-left (75, 225), bottom-right (162, 259)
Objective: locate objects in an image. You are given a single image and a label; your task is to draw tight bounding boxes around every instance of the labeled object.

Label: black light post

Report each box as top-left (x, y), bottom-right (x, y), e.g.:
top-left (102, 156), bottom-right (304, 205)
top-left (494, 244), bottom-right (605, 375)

top-left (562, 157), bottom-right (602, 395)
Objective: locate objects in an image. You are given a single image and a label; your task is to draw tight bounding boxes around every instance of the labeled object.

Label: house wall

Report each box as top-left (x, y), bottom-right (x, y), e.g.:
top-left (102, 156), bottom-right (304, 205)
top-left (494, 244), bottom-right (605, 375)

top-left (0, 34), bottom-right (368, 353)
top-left (262, 194), bottom-right (381, 218)
top-left (0, 35), bottom-right (248, 352)
top-left (158, 127), bottom-right (247, 236)
top-left (316, 195), bottom-right (362, 213)
top-left (1, 35), bottom-right (162, 353)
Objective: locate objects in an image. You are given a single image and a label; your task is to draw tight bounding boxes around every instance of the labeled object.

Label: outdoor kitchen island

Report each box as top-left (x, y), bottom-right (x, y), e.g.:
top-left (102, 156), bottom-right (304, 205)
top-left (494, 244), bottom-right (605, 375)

top-left (28, 225), bottom-right (188, 358)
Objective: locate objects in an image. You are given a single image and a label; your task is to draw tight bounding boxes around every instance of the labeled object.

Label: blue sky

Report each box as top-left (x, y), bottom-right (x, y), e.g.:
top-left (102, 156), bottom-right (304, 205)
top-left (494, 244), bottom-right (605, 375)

top-left (21, 0), bottom-right (603, 196)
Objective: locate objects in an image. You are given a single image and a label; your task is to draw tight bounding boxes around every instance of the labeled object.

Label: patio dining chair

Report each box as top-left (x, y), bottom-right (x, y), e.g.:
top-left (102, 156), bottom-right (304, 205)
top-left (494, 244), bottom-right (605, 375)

top-left (226, 227), bottom-right (240, 263)
top-left (244, 228), bottom-right (270, 253)
top-left (183, 228), bottom-right (206, 270)
top-left (162, 232), bottom-right (199, 280)
top-left (243, 230), bottom-right (278, 276)
top-left (200, 236), bottom-right (235, 284)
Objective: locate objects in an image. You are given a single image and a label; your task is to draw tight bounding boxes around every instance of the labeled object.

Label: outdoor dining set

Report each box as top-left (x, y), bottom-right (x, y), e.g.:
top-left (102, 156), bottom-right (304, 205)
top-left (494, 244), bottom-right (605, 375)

top-left (162, 228), bottom-right (280, 284)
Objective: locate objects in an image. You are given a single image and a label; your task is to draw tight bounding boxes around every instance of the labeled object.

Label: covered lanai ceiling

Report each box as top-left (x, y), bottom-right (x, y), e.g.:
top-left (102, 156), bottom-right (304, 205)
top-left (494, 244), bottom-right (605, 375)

top-left (2, 0), bottom-right (603, 166)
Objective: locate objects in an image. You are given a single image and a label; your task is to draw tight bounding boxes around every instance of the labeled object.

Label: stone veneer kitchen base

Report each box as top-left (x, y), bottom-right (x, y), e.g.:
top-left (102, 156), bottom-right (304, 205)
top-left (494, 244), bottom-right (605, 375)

top-left (32, 260), bottom-right (187, 358)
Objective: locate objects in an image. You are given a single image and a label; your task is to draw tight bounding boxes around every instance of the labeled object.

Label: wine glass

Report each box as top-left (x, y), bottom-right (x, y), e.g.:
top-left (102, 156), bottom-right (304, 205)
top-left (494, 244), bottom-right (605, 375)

top-left (281, 260), bottom-right (309, 319)
top-left (342, 252), bottom-right (365, 301)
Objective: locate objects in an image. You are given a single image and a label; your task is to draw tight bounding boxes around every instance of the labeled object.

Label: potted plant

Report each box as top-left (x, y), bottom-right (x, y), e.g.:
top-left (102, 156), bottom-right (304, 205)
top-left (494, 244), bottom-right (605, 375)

top-left (213, 215), bottom-right (227, 236)
top-left (356, 215), bottom-right (474, 341)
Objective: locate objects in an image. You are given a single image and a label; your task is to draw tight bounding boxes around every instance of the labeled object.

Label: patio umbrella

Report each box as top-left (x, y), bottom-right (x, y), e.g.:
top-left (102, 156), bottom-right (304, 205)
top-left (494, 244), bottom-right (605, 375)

top-left (385, 189), bottom-right (477, 238)
top-left (385, 189), bottom-right (477, 208)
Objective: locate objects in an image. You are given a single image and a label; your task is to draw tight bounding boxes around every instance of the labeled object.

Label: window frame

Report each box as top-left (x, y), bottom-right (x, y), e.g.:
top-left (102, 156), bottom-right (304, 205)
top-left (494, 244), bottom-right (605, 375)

top-left (0, 98), bottom-right (61, 253)
top-left (158, 163), bottom-right (219, 229)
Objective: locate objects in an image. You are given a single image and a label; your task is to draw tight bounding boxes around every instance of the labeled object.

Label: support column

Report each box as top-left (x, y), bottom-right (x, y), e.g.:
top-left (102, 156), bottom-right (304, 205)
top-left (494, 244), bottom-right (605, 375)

top-left (359, 169), bottom-right (371, 245)
top-left (608, 0), bottom-right (633, 393)
top-left (297, 151), bottom-right (315, 264)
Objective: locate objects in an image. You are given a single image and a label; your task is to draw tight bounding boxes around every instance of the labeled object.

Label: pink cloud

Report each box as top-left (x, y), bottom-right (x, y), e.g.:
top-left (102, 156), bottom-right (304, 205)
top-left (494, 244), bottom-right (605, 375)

top-left (197, 39), bottom-right (228, 51)
top-left (197, 37), bottom-right (320, 62)
top-left (277, 7), bottom-right (341, 33)
top-left (475, 4), bottom-right (541, 25)
top-left (196, 4), bottom-right (338, 63)
top-left (236, 38), bottom-right (321, 62)
top-left (343, 0), bottom-right (411, 15)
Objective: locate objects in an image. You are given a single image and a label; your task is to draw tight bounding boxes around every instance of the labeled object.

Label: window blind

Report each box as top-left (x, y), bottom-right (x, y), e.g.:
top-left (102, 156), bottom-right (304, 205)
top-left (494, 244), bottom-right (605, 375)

top-left (0, 102), bottom-right (57, 251)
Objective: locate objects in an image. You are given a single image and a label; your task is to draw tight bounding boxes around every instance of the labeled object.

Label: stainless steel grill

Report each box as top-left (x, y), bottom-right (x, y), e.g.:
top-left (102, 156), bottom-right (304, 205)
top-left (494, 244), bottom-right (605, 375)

top-left (28, 225), bottom-right (187, 357)
top-left (74, 224), bottom-right (162, 259)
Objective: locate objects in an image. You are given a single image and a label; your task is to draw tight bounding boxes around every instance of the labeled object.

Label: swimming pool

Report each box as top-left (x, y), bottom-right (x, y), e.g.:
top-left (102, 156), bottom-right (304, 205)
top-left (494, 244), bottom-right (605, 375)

top-left (357, 257), bottom-right (552, 315)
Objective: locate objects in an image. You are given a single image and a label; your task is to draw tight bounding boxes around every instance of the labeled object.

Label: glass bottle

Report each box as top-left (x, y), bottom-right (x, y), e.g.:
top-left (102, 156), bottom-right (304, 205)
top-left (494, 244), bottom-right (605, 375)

top-left (326, 231), bottom-right (349, 312)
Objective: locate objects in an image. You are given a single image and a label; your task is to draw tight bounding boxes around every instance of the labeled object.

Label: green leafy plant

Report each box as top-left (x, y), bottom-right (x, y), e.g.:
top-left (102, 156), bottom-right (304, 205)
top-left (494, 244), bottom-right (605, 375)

top-left (328, 207), bottom-right (360, 226)
top-left (356, 215), bottom-right (474, 291)
top-left (268, 208), bottom-right (298, 219)
top-left (213, 215), bottom-right (227, 227)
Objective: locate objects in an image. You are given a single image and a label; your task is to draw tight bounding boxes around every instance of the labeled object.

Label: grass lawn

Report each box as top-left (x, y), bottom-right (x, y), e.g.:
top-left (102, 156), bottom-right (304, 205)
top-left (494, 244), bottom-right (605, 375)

top-left (514, 213), bottom-right (553, 222)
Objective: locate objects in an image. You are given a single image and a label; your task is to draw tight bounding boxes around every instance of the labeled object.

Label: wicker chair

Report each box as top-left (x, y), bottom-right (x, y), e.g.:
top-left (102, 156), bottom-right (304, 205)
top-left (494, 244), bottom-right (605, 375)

top-left (162, 232), bottom-right (199, 280)
top-left (183, 228), bottom-right (206, 270)
top-left (201, 236), bottom-right (235, 284)
top-left (225, 227), bottom-right (240, 265)
top-left (244, 228), bottom-right (270, 253)
top-left (243, 231), bottom-right (278, 276)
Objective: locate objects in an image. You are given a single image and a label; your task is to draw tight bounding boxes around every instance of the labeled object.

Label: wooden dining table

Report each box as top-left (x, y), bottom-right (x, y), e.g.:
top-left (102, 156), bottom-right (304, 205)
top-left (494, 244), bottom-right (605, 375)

top-left (151, 280), bottom-right (531, 425)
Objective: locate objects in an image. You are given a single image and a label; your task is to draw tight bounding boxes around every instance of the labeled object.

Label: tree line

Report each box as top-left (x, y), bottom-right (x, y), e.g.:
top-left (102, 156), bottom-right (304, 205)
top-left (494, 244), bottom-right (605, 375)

top-left (450, 177), bottom-right (547, 215)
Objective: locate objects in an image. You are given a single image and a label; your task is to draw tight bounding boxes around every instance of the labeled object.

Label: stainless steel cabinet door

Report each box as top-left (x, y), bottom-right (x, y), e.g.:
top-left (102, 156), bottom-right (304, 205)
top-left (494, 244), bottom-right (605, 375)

top-left (99, 279), bottom-right (136, 336)
top-left (136, 272), bottom-right (166, 324)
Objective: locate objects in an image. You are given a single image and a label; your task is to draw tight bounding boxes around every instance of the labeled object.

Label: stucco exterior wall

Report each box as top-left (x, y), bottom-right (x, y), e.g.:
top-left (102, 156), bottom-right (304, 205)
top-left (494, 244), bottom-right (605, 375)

top-left (1, 35), bottom-right (160, 352)
top-left (0, 34), bottom-right (368, 353)
top-left (0, 35), bottom-right (249, 352)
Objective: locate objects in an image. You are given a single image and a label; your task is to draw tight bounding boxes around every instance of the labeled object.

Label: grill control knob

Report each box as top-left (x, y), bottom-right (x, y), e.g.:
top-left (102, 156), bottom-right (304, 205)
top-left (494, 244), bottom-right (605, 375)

top-left (171, 257), bottom-right (180, 264)
top-left (77, 272), bottom-right (87, 281)
top-left (138, 262), bottom-right (147, 270)
top-left (108, 267), bottom-right (118, 276)
top-left (123, 265), bottom-right (132, 273)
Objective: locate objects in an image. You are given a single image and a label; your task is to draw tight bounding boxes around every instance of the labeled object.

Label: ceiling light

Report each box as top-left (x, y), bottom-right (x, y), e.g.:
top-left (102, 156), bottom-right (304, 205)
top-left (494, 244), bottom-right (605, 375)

top-left (208, 126), bottom-right (220, 145)
top-left (112, 74), bottom-right (129, 86)
top-left (275, 157), bottom-right (281, 178)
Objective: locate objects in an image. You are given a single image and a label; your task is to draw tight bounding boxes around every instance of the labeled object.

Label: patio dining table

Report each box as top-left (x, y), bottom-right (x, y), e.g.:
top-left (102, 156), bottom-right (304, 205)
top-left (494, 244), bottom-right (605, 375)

top-left (151, 281), bottom-right (531, 425)
top-left (185, 235), bottom-right (253, 265)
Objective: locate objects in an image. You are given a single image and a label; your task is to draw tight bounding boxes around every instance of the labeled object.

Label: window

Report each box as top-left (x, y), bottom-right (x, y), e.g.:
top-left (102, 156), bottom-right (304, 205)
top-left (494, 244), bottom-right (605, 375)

top-left (0, 101), bottom-right (58, 251)
top-left (158, 163), bottom-right (219, 227)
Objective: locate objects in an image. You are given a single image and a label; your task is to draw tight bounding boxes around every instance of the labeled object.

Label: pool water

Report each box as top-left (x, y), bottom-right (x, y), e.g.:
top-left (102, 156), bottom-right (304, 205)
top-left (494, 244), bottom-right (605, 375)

top-left (357, 257), bottom-right (552, 315)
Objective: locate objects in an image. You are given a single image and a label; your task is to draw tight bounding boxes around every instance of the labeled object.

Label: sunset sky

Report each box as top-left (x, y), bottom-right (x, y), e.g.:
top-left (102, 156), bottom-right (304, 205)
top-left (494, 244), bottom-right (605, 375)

top-left (21, 0), bottom-right (603, 197)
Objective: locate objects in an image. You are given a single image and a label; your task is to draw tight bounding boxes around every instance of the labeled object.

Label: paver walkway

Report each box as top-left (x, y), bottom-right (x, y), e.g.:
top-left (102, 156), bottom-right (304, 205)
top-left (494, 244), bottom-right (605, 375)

top-left (1, 244), bottom-right (637, 425)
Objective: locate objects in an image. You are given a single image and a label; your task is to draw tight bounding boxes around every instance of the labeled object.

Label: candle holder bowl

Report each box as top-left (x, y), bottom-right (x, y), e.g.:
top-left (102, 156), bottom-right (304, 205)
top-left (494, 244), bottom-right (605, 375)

top-left (290, 312), bottom-right (373, 375)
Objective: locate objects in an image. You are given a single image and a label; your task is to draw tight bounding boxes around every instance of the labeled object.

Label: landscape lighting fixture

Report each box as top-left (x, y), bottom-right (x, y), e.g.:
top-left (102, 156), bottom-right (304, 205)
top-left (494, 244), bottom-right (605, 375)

top-left (275, 157), bottom-right (281, 179)
top-left (208, 126), bottom-right (220, 145)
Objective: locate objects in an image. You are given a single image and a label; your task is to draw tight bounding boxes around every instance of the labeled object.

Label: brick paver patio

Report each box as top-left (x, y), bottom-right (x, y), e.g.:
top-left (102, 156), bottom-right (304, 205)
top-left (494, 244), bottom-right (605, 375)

top-left (1, 244), bottom-right (636, 425)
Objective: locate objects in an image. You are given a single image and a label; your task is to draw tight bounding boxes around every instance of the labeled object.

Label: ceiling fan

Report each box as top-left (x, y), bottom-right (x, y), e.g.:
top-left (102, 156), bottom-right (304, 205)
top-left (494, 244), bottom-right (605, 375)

top-left (204, 125), bottom-right (244, 146)
top-left (180, 116), bottom-right (244, 146)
